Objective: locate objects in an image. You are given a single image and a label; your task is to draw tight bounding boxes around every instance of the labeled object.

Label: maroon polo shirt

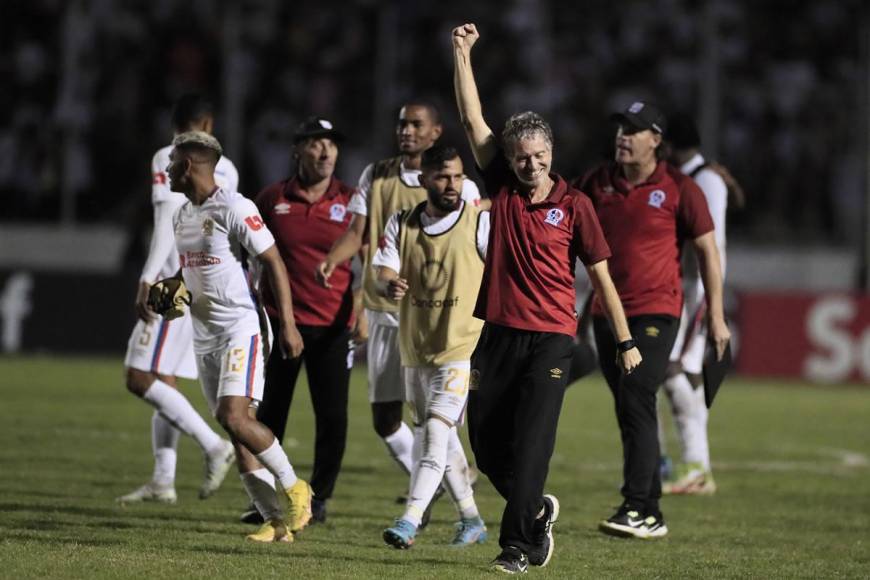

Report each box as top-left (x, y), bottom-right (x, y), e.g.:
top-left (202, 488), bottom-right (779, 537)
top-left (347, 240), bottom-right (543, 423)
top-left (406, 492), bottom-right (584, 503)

top-left (474, 153), bottom-right (611, 336)
top-left (577, 160), bottom-right (714, 319)
top-left (255, 176), bottom-right (355, 327)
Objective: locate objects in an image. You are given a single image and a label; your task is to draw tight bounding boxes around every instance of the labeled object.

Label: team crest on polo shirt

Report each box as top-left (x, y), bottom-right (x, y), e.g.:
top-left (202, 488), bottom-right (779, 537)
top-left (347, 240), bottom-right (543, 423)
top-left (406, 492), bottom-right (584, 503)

top-left (329, 203), bottom-right (347, 222)
top-left (274, 202), bottom-right (291, 215)
top-left (648, 190), bottom-right (666, 208)
top-left (544, 208), bottom-right (564, 226)
top-left (201, 217), bottom-right (214, 236)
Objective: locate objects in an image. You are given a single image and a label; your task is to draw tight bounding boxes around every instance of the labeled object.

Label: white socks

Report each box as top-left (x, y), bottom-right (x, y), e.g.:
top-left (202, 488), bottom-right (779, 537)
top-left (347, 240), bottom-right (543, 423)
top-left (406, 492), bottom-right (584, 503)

top-left (255, 438), bottom-right (298, 490)
top-left (151, 411), bottom-right (179, 488)
top-left (444, 426), bottom-right (478, 520)
top-left (241, 468), bottom-right (282, 521)
top-left (383, 422), bottom-right (414, 475)
top-left (143, 380), bottom-right (222, 454)
top-left (664, 372), bottom-right (711, 470)
top-left (403, 419), bottom-right (479, 526)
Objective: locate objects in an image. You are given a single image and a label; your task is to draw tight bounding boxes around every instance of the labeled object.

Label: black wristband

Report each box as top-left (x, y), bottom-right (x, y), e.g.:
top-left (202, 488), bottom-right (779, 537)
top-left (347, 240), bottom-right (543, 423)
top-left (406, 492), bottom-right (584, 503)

top-left (617, 339), bottom-right (636, 353)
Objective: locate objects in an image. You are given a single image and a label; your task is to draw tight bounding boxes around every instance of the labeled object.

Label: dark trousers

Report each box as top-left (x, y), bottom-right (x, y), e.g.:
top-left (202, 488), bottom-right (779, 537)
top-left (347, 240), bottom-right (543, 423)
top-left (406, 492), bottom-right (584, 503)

top-left (593, 315), bottom-right (678, 515)
top-left (257, 319), bottom-right (352, 501)
top-left (468, 323), bottom-right (573, 553)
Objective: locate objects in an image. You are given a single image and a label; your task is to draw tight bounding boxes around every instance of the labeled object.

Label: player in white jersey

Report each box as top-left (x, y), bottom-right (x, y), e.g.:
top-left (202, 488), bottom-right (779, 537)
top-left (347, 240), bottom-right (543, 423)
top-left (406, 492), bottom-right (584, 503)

top-left (164, 131), bottom-right (312, 543)
top-left (118, 95), bottom-right (238, 505)
top-left (374, 145), bottom-right (489, 549)
top-left (317, 102), bottom-right (481, 506)
top-left (659, 113), bottom-right (728, 495)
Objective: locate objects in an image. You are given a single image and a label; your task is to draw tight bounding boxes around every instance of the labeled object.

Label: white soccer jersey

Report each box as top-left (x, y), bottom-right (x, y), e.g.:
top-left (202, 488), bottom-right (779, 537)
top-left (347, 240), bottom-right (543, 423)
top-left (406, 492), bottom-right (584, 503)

top-left (173, 187), bottom-right (275, 354)
top-left (141, 145), bottom-right (240, 283)
top-left (347, 161), bottom-right (481, 216)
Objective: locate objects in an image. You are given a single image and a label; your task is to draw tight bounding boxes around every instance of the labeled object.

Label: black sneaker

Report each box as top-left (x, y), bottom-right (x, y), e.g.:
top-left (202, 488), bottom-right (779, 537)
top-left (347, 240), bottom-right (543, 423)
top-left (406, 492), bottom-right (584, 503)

top-left (598, 505), bottom-right (648, 539)
top-left (528, 494), bottom-right (560, 567)
top-left (642, 513), bottom-right (668, 538)
top-left (490, 546), bottom-right (529, 575)
top-left (240, 502), bottom-right (265, 525)
top-left (311, 498), bottom-right (327, 524)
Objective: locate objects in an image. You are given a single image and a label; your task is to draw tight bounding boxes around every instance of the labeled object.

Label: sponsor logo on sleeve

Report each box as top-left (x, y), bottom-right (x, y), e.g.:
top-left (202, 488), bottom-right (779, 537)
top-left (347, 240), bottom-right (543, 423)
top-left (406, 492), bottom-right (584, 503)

top-left (648, 190), bottom-right (666, 208)
top-left (544, 208), bottom-right (564, 226)
top-left (329, 203), bottom-right (347, 222)
top-left (153, 172), bottom-right (166, 185)
top-left (244, 215), bottom-right (265, 231)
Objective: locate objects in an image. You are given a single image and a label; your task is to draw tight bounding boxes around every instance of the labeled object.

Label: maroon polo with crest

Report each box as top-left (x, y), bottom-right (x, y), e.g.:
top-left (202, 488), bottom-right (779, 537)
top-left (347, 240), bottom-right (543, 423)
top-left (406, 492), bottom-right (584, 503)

top-left (577, 161), bottom-right (714, 319)
top-left (475, 153), bottom-right (611, 336)
top-left (255, 176), bottom-right (355, 327)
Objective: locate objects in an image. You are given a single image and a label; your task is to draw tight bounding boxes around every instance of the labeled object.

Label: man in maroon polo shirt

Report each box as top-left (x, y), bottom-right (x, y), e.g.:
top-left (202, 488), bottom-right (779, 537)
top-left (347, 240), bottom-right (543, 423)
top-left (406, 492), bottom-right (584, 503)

top-left (452, 23), bottom-right (641, 574)
top-left (577, 102), bottom-right (730, 540)
top-left (250, 117), bottom-right (359, 525)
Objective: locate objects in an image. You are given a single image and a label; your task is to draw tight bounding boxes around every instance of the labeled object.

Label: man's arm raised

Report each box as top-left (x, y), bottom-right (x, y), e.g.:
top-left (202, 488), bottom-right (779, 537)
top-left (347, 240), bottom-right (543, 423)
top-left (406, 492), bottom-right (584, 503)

top-left (453, 23), bottom-right (497, 169)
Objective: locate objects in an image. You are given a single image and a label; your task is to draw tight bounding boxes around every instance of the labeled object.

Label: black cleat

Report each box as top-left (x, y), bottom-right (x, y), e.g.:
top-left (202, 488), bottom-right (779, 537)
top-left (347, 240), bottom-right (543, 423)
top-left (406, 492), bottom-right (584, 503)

top-left (598, 505), bottom-right (649, 539)
top-left (240, 502), bottom-right (265, 525)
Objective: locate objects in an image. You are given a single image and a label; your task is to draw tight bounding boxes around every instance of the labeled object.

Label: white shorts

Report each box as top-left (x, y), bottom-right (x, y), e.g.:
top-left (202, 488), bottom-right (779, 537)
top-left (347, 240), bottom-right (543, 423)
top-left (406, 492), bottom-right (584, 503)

top-left (669, 303), bottom-right (707, 375)
top-left (367, 312), bottom-right (403, 403)
top-left (124, 316), bottom-right (197, 379)
top-left (403, 361), bottom-right (470, 426)
top-left (195, 332), bottom-right (265, 414)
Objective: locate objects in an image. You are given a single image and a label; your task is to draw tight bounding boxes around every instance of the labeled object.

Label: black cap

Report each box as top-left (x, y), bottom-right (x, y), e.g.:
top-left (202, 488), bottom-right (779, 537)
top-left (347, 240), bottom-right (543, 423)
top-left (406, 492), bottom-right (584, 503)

top-left (293, 117), bottom-right (345, 144)
top-left (609, 101), bottom-right (667, 134)
top-left (666, 112), bottom-right (701, 150)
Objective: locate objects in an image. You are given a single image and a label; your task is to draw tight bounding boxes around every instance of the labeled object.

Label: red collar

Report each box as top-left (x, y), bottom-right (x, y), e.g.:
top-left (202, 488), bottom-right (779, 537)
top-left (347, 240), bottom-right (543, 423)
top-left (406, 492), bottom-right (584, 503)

top-left (610, 161), bottom-right (666, 193)
top-left (284, 176), bottom-right (340, 203)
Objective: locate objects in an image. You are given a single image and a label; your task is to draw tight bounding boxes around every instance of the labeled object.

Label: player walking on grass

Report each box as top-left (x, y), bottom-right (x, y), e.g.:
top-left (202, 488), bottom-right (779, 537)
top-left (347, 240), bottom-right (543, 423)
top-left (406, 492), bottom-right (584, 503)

top-left (658, 113), bottom-right (729, 496)
top-left (577, 102), bottom-right (730, 539)
top-left (316, 102), bottom-right (479, 504)
top-left (375, 145), bottom-right (488, 549)
top-left (453, 23), bottom-right (641, 574)
top-left (118, 94), bottom-right (237, 505)
top-left (155, 131), bottom-right (312, 543)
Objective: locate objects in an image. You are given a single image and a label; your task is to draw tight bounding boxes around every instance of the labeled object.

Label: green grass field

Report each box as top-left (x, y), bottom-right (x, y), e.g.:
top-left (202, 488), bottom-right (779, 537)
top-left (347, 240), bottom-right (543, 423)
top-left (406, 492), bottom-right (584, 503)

top-left (0, 356), bottom-right (868, 579)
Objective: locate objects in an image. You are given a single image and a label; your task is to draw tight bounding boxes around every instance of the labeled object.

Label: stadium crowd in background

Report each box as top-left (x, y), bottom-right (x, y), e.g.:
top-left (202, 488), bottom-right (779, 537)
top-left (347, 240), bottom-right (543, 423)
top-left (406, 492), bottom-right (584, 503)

top-left (2, 1), bottom-right (864, 249)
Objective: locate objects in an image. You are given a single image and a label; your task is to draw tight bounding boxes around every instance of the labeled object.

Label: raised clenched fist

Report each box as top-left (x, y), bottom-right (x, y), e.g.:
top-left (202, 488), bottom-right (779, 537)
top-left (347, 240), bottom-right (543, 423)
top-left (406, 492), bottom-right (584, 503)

top-left (452, 23), bottom-right (479, 51)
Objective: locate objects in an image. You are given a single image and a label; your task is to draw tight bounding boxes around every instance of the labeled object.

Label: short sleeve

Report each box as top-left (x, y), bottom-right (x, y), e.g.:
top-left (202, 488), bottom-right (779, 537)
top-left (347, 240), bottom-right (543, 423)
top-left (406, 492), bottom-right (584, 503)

top-left (677, 179), bottom-right (715, 240)
top-left (348, 163), bottom-right (374, 216)
top-left (228, 197), bottom-right (276, 257)
top-left (216, 156), bottom-right (240, 193)
top-left (476, 149), bottom-right (513, 199)
top-left (461, 178), bottom-right (481, 205)
top-left (151, 149), bottom-right (171, 204)
top-left (572, 194), bottom-right (611, 266)
top-left (371, 211), bottom-right (402, 272)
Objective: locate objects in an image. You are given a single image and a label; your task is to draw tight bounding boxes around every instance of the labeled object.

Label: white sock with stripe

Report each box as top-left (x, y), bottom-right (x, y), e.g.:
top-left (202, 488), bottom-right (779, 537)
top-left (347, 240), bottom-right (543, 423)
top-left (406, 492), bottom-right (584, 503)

top-left (383, 422), bottom-right (414, 475)
top-left (142, 380), bottom-right (223, 454)
top-left (240, 468), bottom-right (282, 521)
top-left (256, 438), bottom-right (298, 490)
top-left (151, 411), bottom-right (179, 488)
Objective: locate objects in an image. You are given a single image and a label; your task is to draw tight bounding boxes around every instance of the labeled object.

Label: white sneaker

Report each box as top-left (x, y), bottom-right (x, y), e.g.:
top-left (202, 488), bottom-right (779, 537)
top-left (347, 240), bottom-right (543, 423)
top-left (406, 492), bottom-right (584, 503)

top-left (116, 482), bottom-right (177, 505)
top-left (199, 440), bottom-right (236, 499)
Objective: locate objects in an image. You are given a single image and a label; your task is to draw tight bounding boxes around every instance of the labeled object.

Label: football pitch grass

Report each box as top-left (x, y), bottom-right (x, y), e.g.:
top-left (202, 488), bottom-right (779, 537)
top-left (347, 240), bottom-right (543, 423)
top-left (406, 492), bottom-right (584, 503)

top-left (0, 356), bottom-right (867, 579)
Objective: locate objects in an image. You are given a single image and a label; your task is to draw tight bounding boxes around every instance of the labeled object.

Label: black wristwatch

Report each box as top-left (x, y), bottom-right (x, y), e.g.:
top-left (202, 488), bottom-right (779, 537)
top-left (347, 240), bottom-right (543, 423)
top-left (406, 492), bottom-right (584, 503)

top-left (617, 339), bottom-right (636, 353)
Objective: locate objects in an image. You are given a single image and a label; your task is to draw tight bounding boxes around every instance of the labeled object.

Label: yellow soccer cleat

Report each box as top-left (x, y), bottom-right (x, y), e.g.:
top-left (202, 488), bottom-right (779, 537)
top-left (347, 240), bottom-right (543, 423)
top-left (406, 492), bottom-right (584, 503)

top-left (246, 519), bottom-right (293, 543)
top-left (285, 479), bottom-right (313, 533)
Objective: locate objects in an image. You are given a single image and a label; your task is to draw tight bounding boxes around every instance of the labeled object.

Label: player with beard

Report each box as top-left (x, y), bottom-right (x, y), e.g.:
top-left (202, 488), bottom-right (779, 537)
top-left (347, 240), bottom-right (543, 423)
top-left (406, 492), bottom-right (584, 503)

top-left (374, 145), bottom-right (489, 549)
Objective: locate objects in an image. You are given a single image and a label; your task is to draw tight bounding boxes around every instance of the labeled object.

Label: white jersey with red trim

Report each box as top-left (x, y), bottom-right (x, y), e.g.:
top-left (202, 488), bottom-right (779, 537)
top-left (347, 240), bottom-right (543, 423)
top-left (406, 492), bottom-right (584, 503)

top-left (145, 145), bottom-right (239, 282)
top-left (173, 187), bottom-right (275, 354)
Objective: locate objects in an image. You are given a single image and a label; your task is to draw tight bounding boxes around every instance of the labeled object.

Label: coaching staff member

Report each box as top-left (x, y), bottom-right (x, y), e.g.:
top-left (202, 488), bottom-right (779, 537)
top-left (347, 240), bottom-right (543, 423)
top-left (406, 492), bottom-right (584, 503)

top-left (252, 118), bottom-right (359, 524)
top-left (453, 23), bottom-right (641, 574)
top-left (577, 102), bottom-right (730, 539)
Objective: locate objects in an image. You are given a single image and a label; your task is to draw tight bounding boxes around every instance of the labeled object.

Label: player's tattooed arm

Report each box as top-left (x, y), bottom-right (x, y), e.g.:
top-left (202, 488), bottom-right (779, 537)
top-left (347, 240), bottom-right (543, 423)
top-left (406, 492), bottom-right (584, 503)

top-left (258, 245), bottom-right (304, 358)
